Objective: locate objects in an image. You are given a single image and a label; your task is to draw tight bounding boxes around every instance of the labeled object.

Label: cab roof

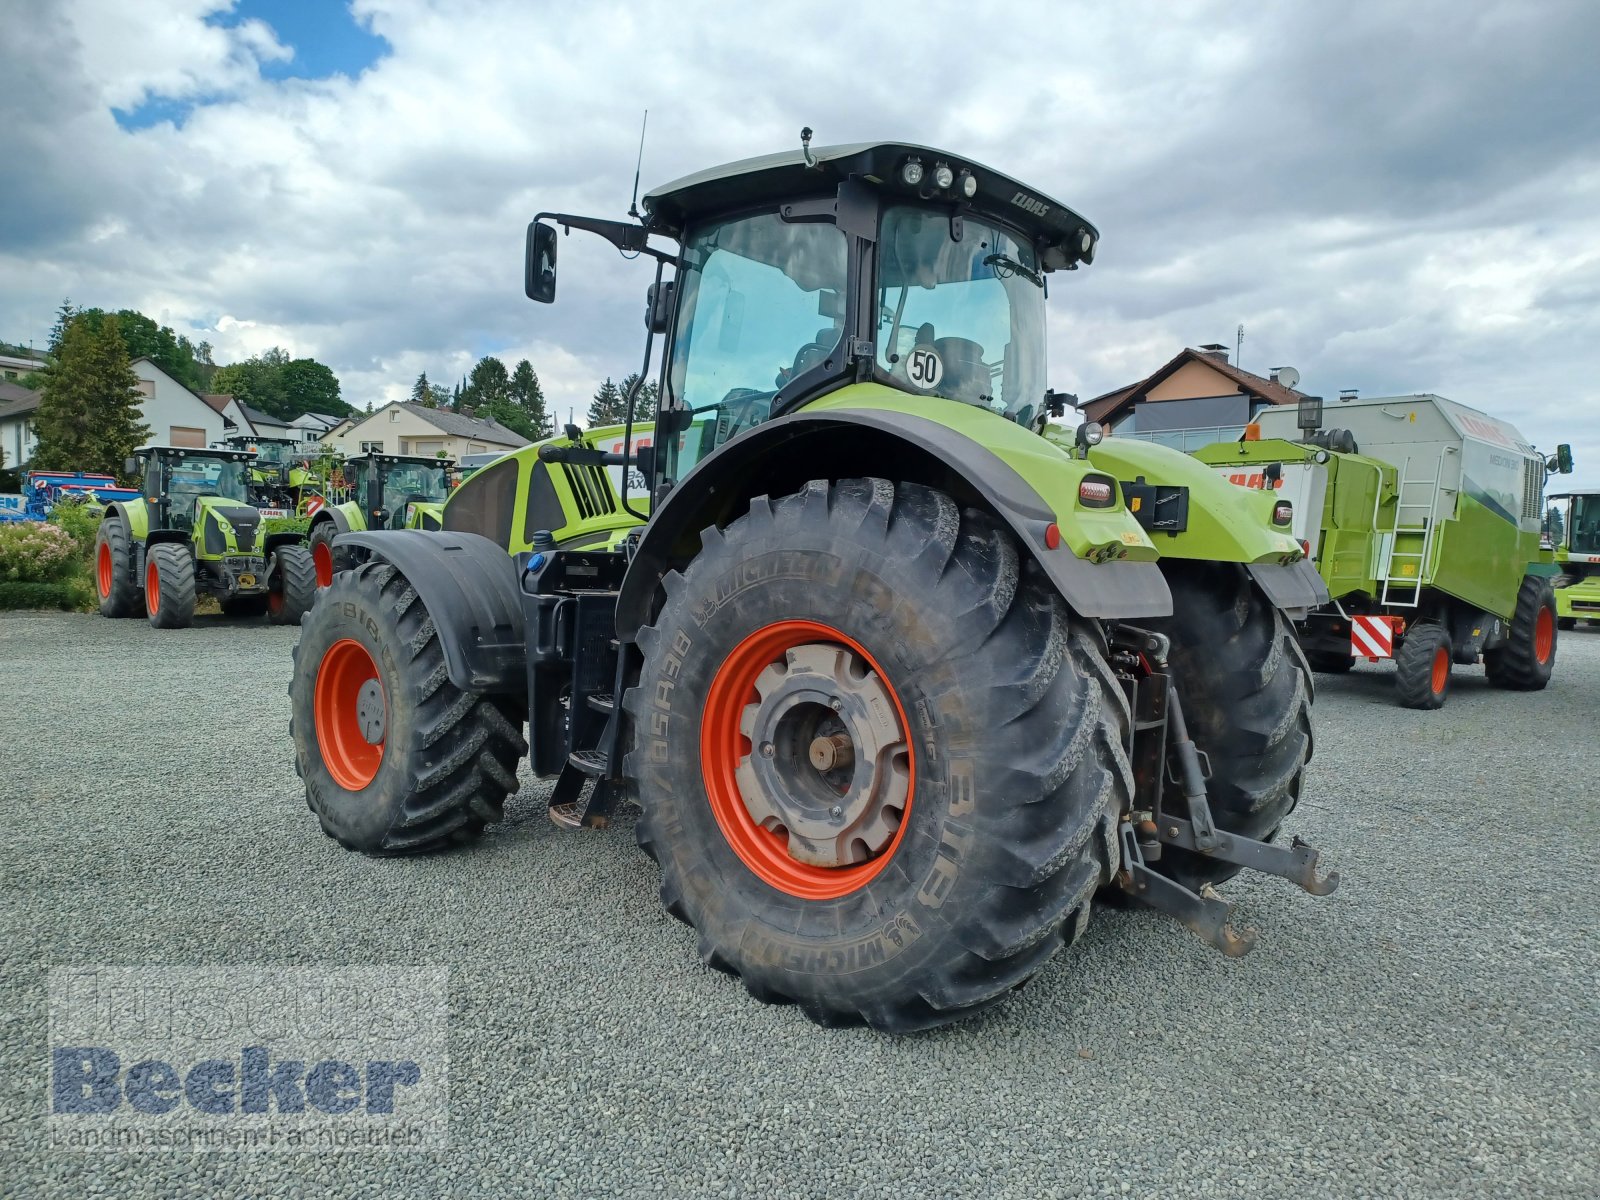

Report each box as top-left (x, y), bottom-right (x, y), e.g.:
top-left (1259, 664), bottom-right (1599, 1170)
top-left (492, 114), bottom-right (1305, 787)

top-left (642, 141), bottom-right (1098, 269)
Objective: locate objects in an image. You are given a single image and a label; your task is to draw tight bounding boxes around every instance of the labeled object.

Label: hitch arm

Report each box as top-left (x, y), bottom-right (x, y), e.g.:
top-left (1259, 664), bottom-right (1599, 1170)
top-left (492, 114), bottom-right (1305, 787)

top-left (1157, 820), bottom-right (1340, 896)
top-left (1118, 825), bottom-right (1256, 957)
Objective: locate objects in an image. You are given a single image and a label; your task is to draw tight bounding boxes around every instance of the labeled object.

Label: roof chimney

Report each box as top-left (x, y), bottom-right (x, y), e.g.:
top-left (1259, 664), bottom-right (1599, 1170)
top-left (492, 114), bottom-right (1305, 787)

top-left (461, 405), bottom-right (476, 418)
top-left (1197, 343), bottom-right (1230, 363)
top-left (1339, 388), bottom-right (1358, 403)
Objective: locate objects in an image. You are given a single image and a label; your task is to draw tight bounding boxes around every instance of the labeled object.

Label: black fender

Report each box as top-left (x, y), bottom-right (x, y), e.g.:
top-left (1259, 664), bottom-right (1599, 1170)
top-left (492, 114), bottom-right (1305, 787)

top-left (334, 530), bottom-right (526, 694)
top-left (1248, 559), bottom-right (1330, 617)
top-left (615, 408), bottom-right (1171, 641)
top-left (263, 531), bottom-right (302, 557)
top-left (312, 507), bottom-right (353, 535)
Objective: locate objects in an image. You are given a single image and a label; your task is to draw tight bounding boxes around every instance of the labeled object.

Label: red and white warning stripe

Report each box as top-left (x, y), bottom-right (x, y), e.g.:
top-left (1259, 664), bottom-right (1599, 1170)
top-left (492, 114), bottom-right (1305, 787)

top-left (306, 495), bottom-right (325, 517)
top-left (1351, 615), bottom-right (1395, 659)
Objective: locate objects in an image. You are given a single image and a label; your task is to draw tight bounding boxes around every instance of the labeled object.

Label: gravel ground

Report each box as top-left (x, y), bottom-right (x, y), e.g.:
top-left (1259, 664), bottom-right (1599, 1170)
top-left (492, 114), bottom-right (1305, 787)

top-left (1, 611), bottom-right (1595, 1198)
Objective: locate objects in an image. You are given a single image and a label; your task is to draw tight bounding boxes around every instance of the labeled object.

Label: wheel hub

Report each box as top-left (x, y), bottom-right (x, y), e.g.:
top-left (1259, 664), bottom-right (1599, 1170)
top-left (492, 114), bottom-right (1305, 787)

top-left (734, 642), bottom-right (910, 868)
top-left (356, 678), bottom-right (386, 745)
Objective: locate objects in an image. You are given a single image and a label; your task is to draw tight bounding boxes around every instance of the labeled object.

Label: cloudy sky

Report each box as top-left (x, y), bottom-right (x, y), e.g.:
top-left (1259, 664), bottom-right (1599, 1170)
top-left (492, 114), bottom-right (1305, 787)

top-left (4, 0), bottom-right (1598, 483)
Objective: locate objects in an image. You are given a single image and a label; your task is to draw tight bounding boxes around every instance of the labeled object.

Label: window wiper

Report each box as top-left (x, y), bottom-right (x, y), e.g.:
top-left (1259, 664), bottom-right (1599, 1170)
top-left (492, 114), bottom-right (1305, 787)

top-left (983, 253), bottom-right (1043, 289)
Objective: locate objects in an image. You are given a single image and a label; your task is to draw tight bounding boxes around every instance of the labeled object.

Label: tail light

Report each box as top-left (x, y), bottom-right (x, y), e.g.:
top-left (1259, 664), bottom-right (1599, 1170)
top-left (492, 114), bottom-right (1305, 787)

top-left (1272, 500), bottom-right (1293, 526)
top-left (1078, 476), bottom-right (1115, 508)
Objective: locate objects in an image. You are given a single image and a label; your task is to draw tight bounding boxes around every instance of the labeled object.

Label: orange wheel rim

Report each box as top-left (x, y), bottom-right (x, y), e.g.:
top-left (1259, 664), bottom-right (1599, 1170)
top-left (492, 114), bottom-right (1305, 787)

top-left (97, 541), bottom-right (112, 598)
top-left (1431, 645), bottom-right (1449, 693)
top-left (1534, 606), bottom-right (1554, 663)
top-left (701, 619), bottom-right (914, 900)
top-left (146, 560), bottom-right (160, 614)
top-left (313, 539), bottom-right (333, 587)
top-left (314, 639), bottom-right (385, 790)
top-left (267, 587), bottom-right (284, 616)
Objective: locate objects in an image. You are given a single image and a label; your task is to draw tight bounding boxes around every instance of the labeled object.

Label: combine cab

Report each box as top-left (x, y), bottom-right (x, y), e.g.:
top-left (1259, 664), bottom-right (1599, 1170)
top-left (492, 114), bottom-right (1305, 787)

top-left (291, 137), bottom-right (1337, 1031)
top-left (93, 447), bottom-right (317, 627)
top-left (305, 452), bottom-right (453, 586)
top-left (1548, 489), bottom-right (1600, 629)
top-left (1196, 396), bottom-right (1572, 708)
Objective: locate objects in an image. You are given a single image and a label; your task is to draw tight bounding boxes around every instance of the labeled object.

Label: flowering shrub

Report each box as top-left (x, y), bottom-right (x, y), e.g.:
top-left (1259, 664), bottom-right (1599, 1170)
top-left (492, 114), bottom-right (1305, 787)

top-left (0, 520), bottom-right (80, 583)
top-left (47, 500), bottom-right (102, 553)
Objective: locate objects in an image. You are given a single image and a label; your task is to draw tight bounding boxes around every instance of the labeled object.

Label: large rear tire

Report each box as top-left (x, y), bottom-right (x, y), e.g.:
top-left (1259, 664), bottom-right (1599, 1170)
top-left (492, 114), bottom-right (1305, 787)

top-left (94, 517), bottom-right (142, 617)
top-left (309, 520), bottom-right (349, 588)
top-left (290, 560), bottom-right (526, 853)
top-left (1395, 623), bottom-right (1451, 709)
top-left (1485, 576), bottom-right (1557, 690)
top-left (145, 543), bottom-right (196, 629)
top-left (1144, 562), bottom-right (1314, 889)
top-left (625, 479), bottom-right (1129, 1033)
top-left (268, 544), bottom-right (317, 625)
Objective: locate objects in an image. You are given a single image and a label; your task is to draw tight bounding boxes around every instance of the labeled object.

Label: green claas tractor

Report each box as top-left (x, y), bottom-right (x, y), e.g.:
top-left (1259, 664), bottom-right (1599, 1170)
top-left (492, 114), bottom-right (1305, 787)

top-left (290, 138), bottom-right (1337, 1031)
top-left (1548, 489), bottom-right (1600, 629)
top-left (1194, 396), bottom-right (1572, 709)
top-left (224, 434), bottom-right (315, 514)
top-left (440, 422), bottom-right (652, 554)
top-left (306, 452), bottom-right (453, 586)
top-left (93, 446), bottom-right (317, 627)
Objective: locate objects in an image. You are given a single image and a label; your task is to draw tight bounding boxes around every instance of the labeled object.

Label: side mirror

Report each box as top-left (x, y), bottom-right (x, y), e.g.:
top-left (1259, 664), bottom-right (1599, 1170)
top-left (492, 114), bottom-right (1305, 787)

top-left (525, 221), bottom-right (558, 303)
top-left (124, 457), bottom-right (137, 477)
top-left (645, 280), bottom-right (675, 334)
top-left (1554, 443), bottom-right (1574, 474)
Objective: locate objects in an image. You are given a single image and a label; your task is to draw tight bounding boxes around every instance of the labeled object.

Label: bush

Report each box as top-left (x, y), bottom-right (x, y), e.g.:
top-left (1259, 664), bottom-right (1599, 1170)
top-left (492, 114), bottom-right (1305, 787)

top-left (47, 500), bottom-right (101, 553)
top-left (265, 516), bottom-right (309, 537)
top-left (0, 521), bottom-right (80, 583)
top-left (0, 577), bottom-right (96, 611)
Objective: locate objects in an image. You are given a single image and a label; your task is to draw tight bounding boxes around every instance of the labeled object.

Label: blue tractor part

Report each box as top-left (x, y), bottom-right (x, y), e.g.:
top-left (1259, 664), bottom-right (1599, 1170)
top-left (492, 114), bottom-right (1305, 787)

top-left (0, 471), bottom-right (143, 522)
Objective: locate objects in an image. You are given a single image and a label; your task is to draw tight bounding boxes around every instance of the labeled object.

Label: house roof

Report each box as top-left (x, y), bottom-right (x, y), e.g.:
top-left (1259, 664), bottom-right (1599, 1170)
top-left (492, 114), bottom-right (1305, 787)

top-left (397, 402), bottom-right (530, 446)
top-left (200, 394), bottom-right (232, 414)
top-left (0, 381), bottom-right (41, 419)
top-left (239, 402), bottom-right (295, 429)
top-left (1080, 347), bottom-right (1306, 425)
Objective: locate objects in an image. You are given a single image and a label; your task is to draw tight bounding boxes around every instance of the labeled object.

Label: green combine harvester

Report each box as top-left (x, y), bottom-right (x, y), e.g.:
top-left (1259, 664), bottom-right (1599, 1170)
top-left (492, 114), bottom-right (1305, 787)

top-left (306, 451), bottom-right (453, 586)
top-left (1195, 395), bottom-right (1572, 708)
top-left (1548, 489), bottom-right (1600, 629)
top-left (93, 446), bottom-right (317, 627)
top-left (291, 137), bottom-right (1338, 1032)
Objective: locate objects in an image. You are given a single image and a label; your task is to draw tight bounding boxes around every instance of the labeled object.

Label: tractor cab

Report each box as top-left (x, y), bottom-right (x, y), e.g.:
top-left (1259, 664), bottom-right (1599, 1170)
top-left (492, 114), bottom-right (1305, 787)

top-left (1548, 489), bottom-right (1600, 628)
top-left (224, 435), bottom-right (313, 510)
top-left (344, 452), bottom-right (453, 531)
top-left (140, 446), bottom-right (255, 535)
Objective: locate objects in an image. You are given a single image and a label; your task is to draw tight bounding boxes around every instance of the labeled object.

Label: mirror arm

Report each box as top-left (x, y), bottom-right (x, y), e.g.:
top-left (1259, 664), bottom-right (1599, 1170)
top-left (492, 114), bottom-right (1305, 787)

top-left (535, 212), bottom-right (678, 264)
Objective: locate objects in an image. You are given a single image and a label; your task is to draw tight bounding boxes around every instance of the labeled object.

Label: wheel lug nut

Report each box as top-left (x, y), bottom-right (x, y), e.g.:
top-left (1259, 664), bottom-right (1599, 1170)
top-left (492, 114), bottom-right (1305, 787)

top-left (829, 805), bottom-right (843, 819)
top-left (760, 742), bottom-right (774, 758)
top-left (829, 698), bottom-right (842, 711)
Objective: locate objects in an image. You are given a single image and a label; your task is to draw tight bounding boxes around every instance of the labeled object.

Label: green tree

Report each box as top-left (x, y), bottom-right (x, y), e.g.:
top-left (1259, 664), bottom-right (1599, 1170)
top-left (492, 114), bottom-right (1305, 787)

top-left (280, 358), bottom-right (344, 416)
top-left (587, 377), bottom-right (624, 426)
top-left (32, 315), bottom-right (149, 478)
top-left (619, 372), bottom-right (659, 423)
top-left (426, 382), bottom-right (451, 409)
top-left (210, 351), bottom-right (350, 420)
top-left (510, 358), bottom-right (551, 438)
top-left (462, 356), bottom-right (510, 411)
top-left (410, 371), bottom-right (433, 406)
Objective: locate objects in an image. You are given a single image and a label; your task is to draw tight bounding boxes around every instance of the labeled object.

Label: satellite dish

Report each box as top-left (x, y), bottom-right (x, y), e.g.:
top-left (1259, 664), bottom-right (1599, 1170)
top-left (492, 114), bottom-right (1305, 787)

top-left (1275, 366), bottom-right (1300, 390)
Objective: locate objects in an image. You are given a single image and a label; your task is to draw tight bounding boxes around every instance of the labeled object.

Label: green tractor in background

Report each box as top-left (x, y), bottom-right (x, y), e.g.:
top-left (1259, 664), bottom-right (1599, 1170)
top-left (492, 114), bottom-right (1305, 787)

top-left (224, 434), bottom-right (316, 515)
top-left (440, 422), bottom-right (654, 554)
top-left (1548, 489), bottom-right (1600, 629)
top-left (292, 138), bottom-right (1336, 1032)
top-left (93, 446), bottom-right (318, 627)
top-left (306, 452), bottom-right (453, 586)
top-left (1194, 396), bottom-right (1571, 708)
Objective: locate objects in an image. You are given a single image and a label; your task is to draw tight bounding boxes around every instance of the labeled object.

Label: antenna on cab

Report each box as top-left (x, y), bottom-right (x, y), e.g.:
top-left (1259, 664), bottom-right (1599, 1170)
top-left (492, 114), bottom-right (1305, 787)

top-left (627, 109), bottom-right (649, 220)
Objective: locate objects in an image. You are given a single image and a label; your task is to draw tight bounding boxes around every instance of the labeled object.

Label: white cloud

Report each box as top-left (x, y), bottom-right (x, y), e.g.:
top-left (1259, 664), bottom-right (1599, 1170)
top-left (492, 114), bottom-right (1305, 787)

top-left (3, 0), bottom-right (1598, 482)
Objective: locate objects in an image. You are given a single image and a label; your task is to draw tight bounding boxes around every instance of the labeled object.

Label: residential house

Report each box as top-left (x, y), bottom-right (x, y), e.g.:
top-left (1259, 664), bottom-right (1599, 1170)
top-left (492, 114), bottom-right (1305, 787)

top-left (325, 401), bottom-right (529, 459)
top-left (238, 403), bottom-right (297, 441)
top-left (201, 393), bottom-right (255, 439)
top-left (318, 416), bottom-right (355, 446)
top-left (1, 349), bottom-right (47, 383)
top-left (291, 411), bottom-right (344, 444)
top-left (1079, 344), bottom-right (1308, 452)
top-left (0, 381), bottom-right (41, 468)
top-left (131, 358), bottom-right (227, 448)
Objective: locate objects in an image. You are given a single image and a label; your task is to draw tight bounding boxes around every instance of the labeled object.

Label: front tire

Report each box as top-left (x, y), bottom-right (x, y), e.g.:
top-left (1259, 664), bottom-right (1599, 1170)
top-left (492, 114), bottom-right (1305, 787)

top-left (1485, 576), bottom-right (1557, 690)
top-left (290, 561), bottom-right (526, 853)
top-left (94, 517), bottom-right (142, 617)
top-left (1395, 623), bottom-right (1451, 709)
top-left (625, 479), bottom-right (1129, 1032)
top-left (145, 543), bottom-right (196, 629)
top-left (1145, 562), bottom-right (1314, 889)
top-left (268, 544), bottom-right (318, 625)
top-left (309, 521), bottom-right (349, 588)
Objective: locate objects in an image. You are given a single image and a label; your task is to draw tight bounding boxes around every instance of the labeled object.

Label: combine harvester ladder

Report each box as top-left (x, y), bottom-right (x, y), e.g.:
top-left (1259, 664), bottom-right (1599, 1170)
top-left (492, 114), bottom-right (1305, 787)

top-left (1378, 451), bottom-right (1446, 608)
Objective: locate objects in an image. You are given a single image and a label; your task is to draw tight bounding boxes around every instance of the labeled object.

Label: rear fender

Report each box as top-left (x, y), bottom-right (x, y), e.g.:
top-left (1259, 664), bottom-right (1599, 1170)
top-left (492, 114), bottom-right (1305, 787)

top-left (615, 399), bottom-right (1172, 641)
top-left (333, 530), bottom-right (526, 694)
top-left (104, 499), bottom-right (149, 542)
